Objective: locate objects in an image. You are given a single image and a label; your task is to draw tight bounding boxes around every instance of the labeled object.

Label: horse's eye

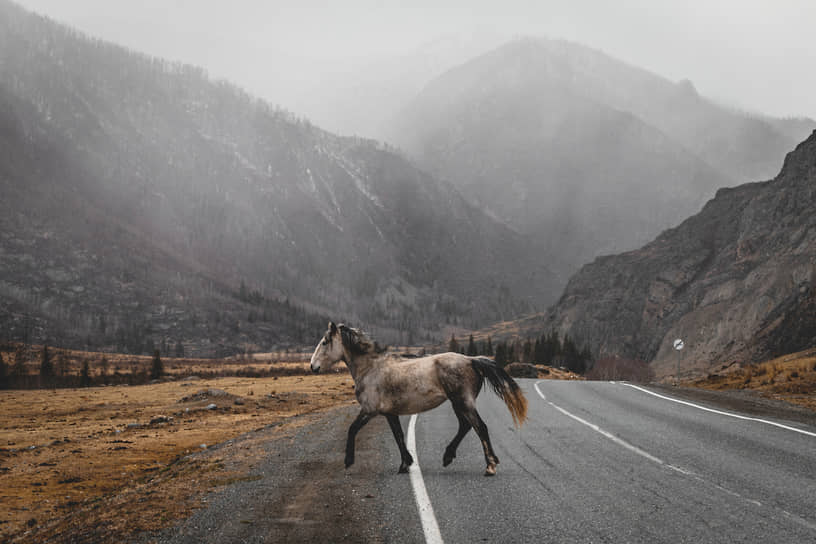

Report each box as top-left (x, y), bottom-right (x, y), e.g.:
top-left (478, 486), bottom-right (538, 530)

top-left (322, 339), bottom-right (328, 346)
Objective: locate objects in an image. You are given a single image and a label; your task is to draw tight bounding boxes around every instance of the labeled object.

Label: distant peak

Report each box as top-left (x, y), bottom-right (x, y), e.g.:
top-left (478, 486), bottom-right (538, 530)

top-left (675, 79), bottom-right (698, 96)
top-left (778, 129), bottom-right (816, 178)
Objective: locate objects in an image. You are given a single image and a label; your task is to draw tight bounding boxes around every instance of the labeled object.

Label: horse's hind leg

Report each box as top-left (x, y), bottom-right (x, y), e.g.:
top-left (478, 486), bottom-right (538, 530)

top-left (443, 406), bottom-right (471, 467)
top-left (345, 410), bottom-right (374, 469)
top-left (461, 405), bottom-right (499, 476)
top-left (385, 414), bottom-right (414, 474)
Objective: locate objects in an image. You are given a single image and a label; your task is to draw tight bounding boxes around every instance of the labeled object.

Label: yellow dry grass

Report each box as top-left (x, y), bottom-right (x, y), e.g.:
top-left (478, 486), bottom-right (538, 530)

top-left (687, 347), bottom-right (816, 411)
top-left (0, 372), bottom-right (356, 542)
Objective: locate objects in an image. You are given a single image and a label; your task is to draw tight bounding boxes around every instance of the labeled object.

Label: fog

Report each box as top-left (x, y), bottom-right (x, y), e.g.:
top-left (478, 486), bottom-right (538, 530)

top-left (15, 0), bottom-right (816, 137)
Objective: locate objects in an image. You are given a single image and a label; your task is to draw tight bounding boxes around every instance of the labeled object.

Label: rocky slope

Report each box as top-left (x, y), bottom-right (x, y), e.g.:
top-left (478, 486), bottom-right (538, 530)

top-left (387, 37), bottom-right (814, 280)
top-left (0, 1), bottom-right (553, 354)
top-left (542, 131), bottom-right (816, 379)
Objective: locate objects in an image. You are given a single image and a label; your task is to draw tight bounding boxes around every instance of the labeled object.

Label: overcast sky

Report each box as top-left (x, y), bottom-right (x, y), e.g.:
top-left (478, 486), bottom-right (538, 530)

top-left (15, 0), bottom-right (816, 126)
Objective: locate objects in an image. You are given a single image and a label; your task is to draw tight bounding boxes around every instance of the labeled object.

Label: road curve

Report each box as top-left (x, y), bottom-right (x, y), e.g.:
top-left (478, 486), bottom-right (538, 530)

top-left (393, 380), bottom-right (816, 543)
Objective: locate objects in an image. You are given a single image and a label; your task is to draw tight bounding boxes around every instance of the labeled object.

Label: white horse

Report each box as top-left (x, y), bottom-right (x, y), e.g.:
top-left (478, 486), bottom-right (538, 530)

top-left (310, 322), bottom-right (527, 476)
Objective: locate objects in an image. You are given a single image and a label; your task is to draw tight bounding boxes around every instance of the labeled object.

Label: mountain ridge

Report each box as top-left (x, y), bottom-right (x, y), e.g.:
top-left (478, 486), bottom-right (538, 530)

top-left (0, 0), bottom-right (554, 354)
top-left (387, 36), bottom-right (815, 283)
top-left (540, 129), bottom-right (816, 378)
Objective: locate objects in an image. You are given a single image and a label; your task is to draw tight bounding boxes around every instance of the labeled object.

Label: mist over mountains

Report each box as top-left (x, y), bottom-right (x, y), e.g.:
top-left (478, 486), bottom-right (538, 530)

top-left (2, 0), bottom-right (814, 373)
top-left (387, 37), bottom-right (814, 279)
top-left (540, 129), bottom-right (816, 378)
top-left (0, 1), bottom-right (552, 354)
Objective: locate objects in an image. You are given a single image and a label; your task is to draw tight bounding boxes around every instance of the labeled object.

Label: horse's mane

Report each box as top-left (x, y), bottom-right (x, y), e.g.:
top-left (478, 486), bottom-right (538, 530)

top-left (339, 324), bottom-right (387, 356)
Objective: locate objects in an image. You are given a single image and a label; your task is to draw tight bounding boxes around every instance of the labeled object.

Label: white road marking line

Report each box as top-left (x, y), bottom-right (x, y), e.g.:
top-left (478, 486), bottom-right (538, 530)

top-left (533, 380), bottom-right (816, 533)
top-left (533, 381), bottom-right (667, 466)
top-left (622, 383), bottom-right (816, 438)
top-left (406, 414), bottom-right (444, 544)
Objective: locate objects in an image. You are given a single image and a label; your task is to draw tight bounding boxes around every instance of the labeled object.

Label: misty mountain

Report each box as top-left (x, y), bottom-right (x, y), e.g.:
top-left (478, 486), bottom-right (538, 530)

top-left (0, 1), bottom-right (554, 354)
top-left (279, 33), bottom-right (505, 139)
top-left (540, 130), bottom-right (816, 379)
top-left (387, 37), bottom-right (815, 279)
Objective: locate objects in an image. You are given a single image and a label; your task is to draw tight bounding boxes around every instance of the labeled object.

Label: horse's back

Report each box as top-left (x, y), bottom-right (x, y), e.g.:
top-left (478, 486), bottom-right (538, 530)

top-left (373, 352), bottom-right (473, 415)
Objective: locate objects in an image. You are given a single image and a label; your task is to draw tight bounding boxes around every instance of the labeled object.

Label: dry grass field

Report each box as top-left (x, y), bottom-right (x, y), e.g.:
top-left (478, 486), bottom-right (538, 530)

top-left (0, 344), bottom-right (584, 542)
top-left (686, 347), bottom-right (816, 411)
top-left (0, 369), bottom-right (356, 542)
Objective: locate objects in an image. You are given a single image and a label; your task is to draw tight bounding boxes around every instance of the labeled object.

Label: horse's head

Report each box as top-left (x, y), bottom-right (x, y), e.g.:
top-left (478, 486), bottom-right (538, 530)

top-left (310, 321), bottom-right (345, 374)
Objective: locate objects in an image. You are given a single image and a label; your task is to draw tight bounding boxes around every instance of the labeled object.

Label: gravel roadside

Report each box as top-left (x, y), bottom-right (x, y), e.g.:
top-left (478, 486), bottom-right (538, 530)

top-left (136, 404), bottom-right (396, 544)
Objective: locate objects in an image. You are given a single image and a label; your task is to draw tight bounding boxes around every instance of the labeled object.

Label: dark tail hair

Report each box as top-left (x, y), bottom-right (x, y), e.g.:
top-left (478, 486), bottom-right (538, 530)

top-left (471, 357), bottom-right (528, 427)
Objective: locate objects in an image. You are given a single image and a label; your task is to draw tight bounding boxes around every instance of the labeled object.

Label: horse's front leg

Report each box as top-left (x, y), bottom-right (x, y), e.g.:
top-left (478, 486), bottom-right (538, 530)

top-left (385, 414), bottom-right (413, 474)
top-left (345, 410), bottom-right (374, 469)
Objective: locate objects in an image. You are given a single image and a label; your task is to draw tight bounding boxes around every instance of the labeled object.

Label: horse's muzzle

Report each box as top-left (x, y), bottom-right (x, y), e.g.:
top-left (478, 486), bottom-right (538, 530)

top-left (311, 366), bottom-right (320, 374)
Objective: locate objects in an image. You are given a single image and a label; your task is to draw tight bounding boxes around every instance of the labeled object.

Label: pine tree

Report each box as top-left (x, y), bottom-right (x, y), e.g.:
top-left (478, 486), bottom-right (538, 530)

top-left (494, 343), bottom-right (503, 366)
top-left (448, 334), bottom-right (459, 353)
top-left (150, 349), bottom-right (164, 380)
top-left (485, 336), bottom-right (493, 356)
top-left (40, 344), bottom-right (54, 383)
top-left (466, 335), bottom-right (477, 356)
top-left (522, 338), bottom-right (533, 363)
top-left (80, 359), bottom-right (92, 387)
top-left (100, 356), bottom-right (110, 378)
top-left (55, 352), bottom-right (70, 377)
top-left (12, 346), bottom-right (27, 377)
top-left (0, 353), bottom-right (7, 388)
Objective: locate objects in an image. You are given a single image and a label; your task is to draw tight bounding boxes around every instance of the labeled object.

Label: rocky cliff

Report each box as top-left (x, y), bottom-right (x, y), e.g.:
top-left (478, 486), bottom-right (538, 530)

top-left (543, 131), bottom-right (816, 378)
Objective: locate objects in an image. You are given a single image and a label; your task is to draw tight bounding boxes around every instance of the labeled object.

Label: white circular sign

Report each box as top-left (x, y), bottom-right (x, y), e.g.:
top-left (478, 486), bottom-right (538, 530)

top-left (673, 338), bottom-right (684, 351)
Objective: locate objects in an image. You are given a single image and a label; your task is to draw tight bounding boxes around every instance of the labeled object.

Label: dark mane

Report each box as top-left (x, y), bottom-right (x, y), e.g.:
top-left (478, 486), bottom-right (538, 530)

top-left (338, 324), bottom-right (386, 356)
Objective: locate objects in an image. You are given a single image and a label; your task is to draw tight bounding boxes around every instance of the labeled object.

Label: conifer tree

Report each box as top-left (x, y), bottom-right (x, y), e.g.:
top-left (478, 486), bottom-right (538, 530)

top-left (466, 335), bottom-right (477, 356)
top-left (0, 353), bottom-right (7, 388)
top-left (80, 359), bottom-right (92, 387)
top-left (40, 344), bottom-right (54, 383)
top-left (150, 349), bottom-right (164, 380)
top-left (12, 346), bottom-right (27, 377)
top-left (100, 356), bottom-right (110, 378)
top-left (485, 336), bottom-right (493, 356)
top-left (448, 334), bottom-right (459, 353)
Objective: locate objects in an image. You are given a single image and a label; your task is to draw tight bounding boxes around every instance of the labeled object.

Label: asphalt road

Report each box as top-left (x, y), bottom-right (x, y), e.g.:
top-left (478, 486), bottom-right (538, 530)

top-left (150, 380), bottom-right (816, 543)
top-left (379, 380), bottom-right (816, 543)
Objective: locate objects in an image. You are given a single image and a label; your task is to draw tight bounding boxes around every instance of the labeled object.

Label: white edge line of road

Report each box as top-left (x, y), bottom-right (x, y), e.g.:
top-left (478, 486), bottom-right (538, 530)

top-left (533, 381), bottom-right (671, 468)
top-left (533, 380), bottom-right (816, 533)
top-left (406, 414), bottom-right (445, 544)
top-left (622, 383), bottom-right (816, 438)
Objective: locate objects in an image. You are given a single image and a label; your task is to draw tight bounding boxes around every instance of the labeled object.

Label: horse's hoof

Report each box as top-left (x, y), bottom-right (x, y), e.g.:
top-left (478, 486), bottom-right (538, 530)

top-left (443, 454), bottom-right (454, 467)
top-left (398, 465), bottom-right (409, 474)
top-left (484, 465), bottom-right (497, 476)
top-left (345, 458), bottom-right (354, 469)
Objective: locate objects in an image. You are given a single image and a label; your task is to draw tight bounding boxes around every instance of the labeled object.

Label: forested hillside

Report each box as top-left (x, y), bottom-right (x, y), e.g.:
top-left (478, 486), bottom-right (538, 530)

top-left (0, 1), bottom-right (553, 355)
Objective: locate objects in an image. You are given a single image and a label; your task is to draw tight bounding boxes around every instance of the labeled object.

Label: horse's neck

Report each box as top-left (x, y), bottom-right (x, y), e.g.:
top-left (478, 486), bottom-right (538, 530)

top-left (345, 352), bottom-right (379, 382)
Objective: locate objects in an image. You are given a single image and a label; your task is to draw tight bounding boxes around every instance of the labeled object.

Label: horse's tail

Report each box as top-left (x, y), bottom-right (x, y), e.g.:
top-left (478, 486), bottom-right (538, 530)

top-left (471, 357), bottom-right (528, 427)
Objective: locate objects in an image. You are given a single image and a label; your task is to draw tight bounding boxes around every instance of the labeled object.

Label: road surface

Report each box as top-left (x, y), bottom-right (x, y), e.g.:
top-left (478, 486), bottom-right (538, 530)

top-left (150, 380), bottom-right (816, 543)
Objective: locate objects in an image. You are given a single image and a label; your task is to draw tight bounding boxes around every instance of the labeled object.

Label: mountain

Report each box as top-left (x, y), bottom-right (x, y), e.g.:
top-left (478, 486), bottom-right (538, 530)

top-left (0, 1), bottom-right (554, 355)
top-left (540, 130), bottom-right (816, 379)
top-left (387, 37), bottom-right (815, 280)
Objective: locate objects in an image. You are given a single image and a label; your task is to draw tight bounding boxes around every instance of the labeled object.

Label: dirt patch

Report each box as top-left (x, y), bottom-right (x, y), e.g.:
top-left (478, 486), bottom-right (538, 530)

top-left (139, 404), bottom-right (389, 544)
top-left (0, 374), bottom-right (356, 543)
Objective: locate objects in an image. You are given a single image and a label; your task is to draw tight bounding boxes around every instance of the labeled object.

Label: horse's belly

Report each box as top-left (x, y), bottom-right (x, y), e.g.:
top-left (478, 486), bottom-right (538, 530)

top-left (385, 392), bottom-right (447, 415)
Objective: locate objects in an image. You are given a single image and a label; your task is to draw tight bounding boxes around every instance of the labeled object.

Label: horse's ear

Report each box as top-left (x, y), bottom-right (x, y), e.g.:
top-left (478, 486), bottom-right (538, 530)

top-left (329, 321), bottom-right (337, 335)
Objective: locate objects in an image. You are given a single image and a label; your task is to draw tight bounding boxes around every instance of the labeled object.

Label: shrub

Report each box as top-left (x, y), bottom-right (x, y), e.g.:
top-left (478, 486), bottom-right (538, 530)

top-left (585, 356), bottom-right (654, 382)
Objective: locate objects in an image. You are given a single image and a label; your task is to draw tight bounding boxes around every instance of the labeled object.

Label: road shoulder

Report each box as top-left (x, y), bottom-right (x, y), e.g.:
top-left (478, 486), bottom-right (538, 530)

top-left (649, 384), bottom-right (816, 427)
top-left (138, 404), bottom-right (394, 544)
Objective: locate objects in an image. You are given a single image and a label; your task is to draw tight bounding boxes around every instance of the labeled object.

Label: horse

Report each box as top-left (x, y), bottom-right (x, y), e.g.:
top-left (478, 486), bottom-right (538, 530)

top-left (310, 322), bottom-right (528, 476)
